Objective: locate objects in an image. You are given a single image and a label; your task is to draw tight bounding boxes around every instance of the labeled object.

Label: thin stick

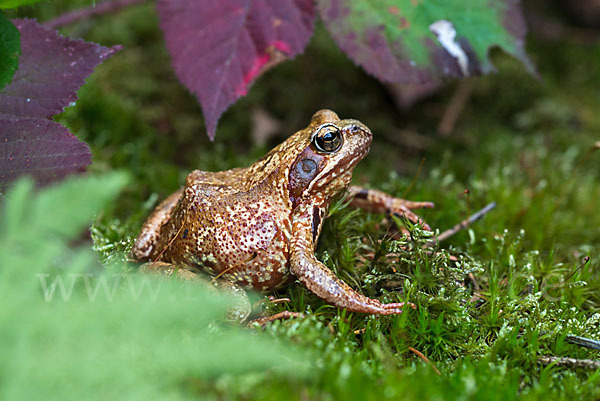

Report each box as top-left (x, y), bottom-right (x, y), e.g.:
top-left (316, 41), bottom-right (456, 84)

top-left (408, 347), bottom-right (441, 375)
top-left (152, 221), bottom-right (185, 263)
top-left (438, 78), bottom-right (474, 136)
top-left (538, 356), bottom-right (600, 370)
top-left (401, 157), bottom-right (426, 199)
top-left (547, 256), bottom-right (590, 295)
top-left (428, 202), bottom-right (496, 245)
top-left (527, 10), bottom-right (600, 45)
top-left (566, 335), bottom-right (600, 351)
top-left (45, 0), bottom-right (147, 29)
top-left (213, 253), bottom-right (259, 281)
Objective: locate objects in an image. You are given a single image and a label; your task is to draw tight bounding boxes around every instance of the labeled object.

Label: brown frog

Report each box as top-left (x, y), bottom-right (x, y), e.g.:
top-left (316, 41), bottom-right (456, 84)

top-left (132, 110), bottom-right (433, 320)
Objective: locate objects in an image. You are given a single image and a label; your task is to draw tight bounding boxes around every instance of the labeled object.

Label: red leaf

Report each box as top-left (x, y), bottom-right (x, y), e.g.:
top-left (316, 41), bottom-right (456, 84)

top-left (157, 0), bottom-right (315, 139)
top-left (0, 19), bottom-right (120, 192)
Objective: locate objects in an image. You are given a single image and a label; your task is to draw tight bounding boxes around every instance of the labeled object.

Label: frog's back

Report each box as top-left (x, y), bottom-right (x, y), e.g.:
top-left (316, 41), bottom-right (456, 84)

top-left (152, 168), bottom-right (294, 291)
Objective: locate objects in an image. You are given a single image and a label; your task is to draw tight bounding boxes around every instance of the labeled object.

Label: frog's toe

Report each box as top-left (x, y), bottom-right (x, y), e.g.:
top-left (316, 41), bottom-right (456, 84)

top-left (381, 301), bottom-right (416, 311)
top-left (375, 302), bottom-right (414, 315)
top-left (247, 311), bottom-right (302, 327)
top-left (391, 208), bottom-right (432, 231)
top-left (401, 200), bottom-right (435, 209)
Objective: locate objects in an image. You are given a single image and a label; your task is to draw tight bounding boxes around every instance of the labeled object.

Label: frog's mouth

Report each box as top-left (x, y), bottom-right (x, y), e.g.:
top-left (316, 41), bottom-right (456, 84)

top-left (337, 142), bottom-right (371, 172)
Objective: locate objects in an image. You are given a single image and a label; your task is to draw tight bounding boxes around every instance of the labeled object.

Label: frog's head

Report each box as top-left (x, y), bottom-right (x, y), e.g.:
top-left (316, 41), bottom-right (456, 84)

top-left (288, 109), bottom-right (372, 209)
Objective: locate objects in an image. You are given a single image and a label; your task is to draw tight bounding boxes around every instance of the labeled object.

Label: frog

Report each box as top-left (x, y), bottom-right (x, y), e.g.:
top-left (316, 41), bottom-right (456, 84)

top-left (131, 109), bottom-right (433, 321)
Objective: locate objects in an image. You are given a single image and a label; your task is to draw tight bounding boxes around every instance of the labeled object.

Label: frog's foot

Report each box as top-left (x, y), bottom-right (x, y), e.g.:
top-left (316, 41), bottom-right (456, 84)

top-left (247, 311), bottom-right (302, 327)
top-left (348, 186), bottom-right (434, 230)
top-left (294, 262), bottom-right (413, 315)
top-left (138, 262), bottom-right (251, 322)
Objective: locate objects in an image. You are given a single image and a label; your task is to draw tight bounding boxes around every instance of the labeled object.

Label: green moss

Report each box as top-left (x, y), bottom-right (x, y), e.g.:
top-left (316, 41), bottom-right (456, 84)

top-left (8, 1), bottom-right (600, 399)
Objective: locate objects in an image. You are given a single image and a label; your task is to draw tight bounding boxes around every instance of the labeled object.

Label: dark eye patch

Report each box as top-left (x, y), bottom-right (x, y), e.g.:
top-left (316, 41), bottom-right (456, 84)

top-left (297, 158), bottom-right (317, 179)
top-left (288, 147), bottom-right (325, 209)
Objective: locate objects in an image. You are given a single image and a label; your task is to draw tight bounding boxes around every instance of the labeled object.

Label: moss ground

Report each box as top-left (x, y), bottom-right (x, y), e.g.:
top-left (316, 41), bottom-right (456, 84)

top-left (8, 1), bottom-right (600, 399)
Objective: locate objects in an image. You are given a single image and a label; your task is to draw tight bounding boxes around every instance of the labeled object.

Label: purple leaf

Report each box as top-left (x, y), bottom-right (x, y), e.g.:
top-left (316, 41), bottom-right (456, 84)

top-left (0, 19), bottom-right (121, 192)
top-left (0, 120), bottom-right (91, 187)
top-left (157, 0), bottom-right (315, 139)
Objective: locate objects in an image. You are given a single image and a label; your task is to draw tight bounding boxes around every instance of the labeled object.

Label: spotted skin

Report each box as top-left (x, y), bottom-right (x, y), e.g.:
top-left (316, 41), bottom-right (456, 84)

top-left (132, 109), bottom-right (433, 316)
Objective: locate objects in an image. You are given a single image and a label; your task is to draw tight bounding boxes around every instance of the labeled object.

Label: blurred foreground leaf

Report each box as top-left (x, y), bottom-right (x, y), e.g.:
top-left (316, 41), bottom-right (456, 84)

top-left (0, 173), bottom-right (308, 401)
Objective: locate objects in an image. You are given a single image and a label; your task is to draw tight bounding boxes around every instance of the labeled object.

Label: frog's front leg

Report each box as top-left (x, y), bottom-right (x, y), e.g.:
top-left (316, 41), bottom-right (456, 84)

top-left (347, 186), bottom-right (434, 230)
top-left (290, 205), bottom-right (410, 315)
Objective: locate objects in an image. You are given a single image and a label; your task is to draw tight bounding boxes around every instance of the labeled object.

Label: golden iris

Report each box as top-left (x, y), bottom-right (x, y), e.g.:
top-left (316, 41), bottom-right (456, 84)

top-left (313, 124), bottom-right (343, 153)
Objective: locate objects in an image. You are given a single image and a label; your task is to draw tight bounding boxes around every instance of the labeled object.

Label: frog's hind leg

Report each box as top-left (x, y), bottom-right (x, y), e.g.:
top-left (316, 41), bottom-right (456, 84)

top-left (139, 262), bottom-right (252, 322)
top-left (140, 262), bottom-right (296, 324)
top-left (131, 189), bottom-right (183, 261)
top-left (347, 186), bottom-right (434, 230)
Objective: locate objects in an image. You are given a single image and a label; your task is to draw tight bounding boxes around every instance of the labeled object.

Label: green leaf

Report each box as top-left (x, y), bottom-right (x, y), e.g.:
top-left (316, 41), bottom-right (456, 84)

top-left (2, 172), bottom-right (129, 240)
top-left (317, 0), bottom-right (535, 83)
top-left (0, 172), bottom-right (130, 284)
top-left (0, 11), bottom-right (19, 90)
top-left (0, 0), bottom-right (42, 9)
top-left (0, 173), bottom-right (308, 401)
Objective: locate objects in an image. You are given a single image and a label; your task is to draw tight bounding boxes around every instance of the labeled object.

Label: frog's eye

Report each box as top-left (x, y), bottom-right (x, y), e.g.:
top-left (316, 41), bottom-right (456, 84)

top-left (313, 124), bottom-right (343, 153)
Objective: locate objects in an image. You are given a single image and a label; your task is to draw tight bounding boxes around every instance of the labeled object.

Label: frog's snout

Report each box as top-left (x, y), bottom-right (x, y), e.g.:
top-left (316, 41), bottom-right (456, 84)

top-left (346, 119), bottom-right (373, 149)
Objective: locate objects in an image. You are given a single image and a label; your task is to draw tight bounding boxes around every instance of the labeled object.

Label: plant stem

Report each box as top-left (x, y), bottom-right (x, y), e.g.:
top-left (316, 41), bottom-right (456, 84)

top-left (45, 0), bottom-right (147, 29)
top-left (438, 78), bottom-right (474, 136)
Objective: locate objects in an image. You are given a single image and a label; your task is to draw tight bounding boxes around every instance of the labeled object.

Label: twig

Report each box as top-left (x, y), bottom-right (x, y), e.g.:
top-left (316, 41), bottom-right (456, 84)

top-left (401, 157), bottom-right (426, 199)
top-left (408, 347), bottom-right (441, 375)
top-left (547, 256), bottom-right (590, 295)
top-left (437, 78), bottom-right (474, 136)
top-left (428, 202), bottom-right (496, 245)
top-left (526, 9), bottom-right (600, 45)
top-left (538, 356), bottom-right (600, 370)
top-left (152, 221), bottom-right (185, 263)
top-left (566, 335), bottom-right (600, 351)
top-left (251, 296), bottom-right (292, 310)
top-left (45, 0), bottom-right (147, 29)
top-left (381, 128), bottom-right (434, 151)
